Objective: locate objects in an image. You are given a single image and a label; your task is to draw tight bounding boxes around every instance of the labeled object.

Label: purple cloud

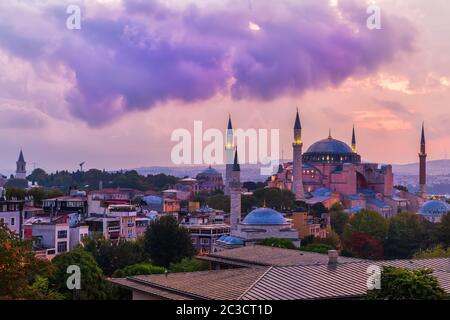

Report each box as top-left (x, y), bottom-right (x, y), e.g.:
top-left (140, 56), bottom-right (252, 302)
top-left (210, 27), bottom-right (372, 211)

top-left (0, 0), bottom-right (416, 126)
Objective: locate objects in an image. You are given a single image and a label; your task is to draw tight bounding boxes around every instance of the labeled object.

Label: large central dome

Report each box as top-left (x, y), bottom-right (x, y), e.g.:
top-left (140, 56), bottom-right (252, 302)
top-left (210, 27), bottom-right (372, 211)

top-left (306, 138), bottom-right (353, 154)
top-left (303, 136), bottom-right (361, 164)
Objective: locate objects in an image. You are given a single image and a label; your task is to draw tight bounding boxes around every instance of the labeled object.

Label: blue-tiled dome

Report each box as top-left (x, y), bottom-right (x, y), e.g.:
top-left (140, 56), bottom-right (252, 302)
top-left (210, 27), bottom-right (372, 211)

top-left (242, 208), bottom-right (287, 225)
top-left (419, 200), bottom-right (450, 216)
top-left (306, 138), bottom-right (353, 154)
top-left (217, 236), bottom-right (244, 244)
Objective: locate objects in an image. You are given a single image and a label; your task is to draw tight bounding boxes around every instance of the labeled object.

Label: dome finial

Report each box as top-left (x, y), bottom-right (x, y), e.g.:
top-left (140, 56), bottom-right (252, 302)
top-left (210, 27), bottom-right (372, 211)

top-left (328, 128), bottom-right (332, 139)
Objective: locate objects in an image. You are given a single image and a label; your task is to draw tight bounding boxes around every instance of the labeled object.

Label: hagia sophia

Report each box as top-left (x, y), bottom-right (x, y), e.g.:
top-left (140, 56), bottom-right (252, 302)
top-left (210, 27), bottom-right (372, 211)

top-left (213, 109), bottom-right (449, 250)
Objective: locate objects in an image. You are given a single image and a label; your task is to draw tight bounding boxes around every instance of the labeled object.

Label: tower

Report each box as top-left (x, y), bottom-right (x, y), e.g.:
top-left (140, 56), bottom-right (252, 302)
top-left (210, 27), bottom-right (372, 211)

top-left (351, 124), bottom-right (357, 153)
top-left (419, 122), bottom-right (427, 198)
top-left (292, 109), bottom-right (305, 200)
top-left (224, 114), bottom-right (234, 196)
top-left (229, 148), bottom-right (241, 230)
top-left (15, 150), bottom-right (27, 180)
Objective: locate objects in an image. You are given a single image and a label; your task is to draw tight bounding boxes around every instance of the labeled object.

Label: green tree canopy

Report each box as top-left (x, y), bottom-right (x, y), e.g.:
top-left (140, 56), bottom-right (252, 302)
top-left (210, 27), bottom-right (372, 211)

top-left (144, 216), bottom-right (196, 267)
top-left (0, 222), bottom-right (53, 299)
top-left (50, 247), bottom-right (111, 300)
top-left (413, 245), bottom-right (450, 259)
top-left (206, 194), bottom-right (230, 212)
top-left (343, 210), bottom-right (388, 242)
top-left (169, 258), bottom-right (209, 273)
top-left (256, 237), bottom-right (296, 249)
top-left (300, 243), bottom-right (334, 254)
top-left (112, 263), bottom-right (165, 278)
top-left (82, 237), bottom-right (145, 276)
top-left (437, 213), bottom-right (450, 247)
top-left (367, 266), bottom-right (447, 300)
top-left (330, 208), bottom-right (349, 236)
top-left (384, 212), bottom-right (427, 259)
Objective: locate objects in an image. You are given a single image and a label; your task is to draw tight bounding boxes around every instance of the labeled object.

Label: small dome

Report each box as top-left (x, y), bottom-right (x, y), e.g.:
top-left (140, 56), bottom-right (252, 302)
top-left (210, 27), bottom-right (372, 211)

top-left (419, 200), bottom-right (450, 216)
top-left (217, 235), bottom-right (243, 245)
top-left (198, 166), bottom-right (220, 175)
top-left (305, 138), bottom-right (353, 154)
top-left (242, 208), bottom-right (287, 225)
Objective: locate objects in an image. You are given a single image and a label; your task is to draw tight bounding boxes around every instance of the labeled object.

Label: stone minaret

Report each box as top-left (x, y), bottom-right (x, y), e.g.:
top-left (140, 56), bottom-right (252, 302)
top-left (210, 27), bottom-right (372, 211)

top-left (15, 150), bottom-right (27, 180)
top-left (292, 109), bottom-right (305, 200)
top-left (419, 122), bottom-right (427, 198)
top-left (229, 148), bottom-right (241, 230)
top-left (224, 114), bottom-right (234, 196)
top-left (351, 124), bottom-right (357, 153)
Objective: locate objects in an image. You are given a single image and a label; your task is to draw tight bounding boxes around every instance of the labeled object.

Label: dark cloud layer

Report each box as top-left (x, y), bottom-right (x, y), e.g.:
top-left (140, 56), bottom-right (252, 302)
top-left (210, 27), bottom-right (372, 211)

top-left (0, 0), bottom-right (416, 126)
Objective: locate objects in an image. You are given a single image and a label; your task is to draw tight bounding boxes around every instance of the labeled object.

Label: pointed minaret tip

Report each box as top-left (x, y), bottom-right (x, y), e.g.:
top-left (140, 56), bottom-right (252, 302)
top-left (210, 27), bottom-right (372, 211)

top-left (294, 108), bottom-right (302, 129)
top-left (227, 114), bottom-right (233, 130)
top-left (421, 121), bottom-right (426, 145)
top-left (233, 147), bottom-right (240, 171)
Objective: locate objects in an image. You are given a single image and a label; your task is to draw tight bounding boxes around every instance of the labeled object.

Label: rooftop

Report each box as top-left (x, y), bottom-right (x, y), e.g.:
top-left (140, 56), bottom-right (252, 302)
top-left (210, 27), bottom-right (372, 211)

top-left (198, 245), bottom-right (362, 267)
top-left (110, 257), bottom-right (450, 300)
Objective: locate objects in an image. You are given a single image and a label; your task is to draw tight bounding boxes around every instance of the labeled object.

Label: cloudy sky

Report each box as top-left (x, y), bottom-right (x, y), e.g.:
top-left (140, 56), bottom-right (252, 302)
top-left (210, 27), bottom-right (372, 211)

top-left (0, 0), bottom-right (449, 173)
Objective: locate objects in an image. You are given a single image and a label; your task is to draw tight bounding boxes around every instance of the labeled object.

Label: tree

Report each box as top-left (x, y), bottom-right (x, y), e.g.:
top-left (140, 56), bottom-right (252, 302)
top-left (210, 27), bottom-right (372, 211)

top-left (437, 213), bottom-right (450, 247)
top-left (257, 237), bottom-right (296, 249)
top-left (207, 194), bottom-right (230, 212)
top-left (343, 210), bottom-right (387, 242)
top-left (394, 185), bottom-right (408, 192)
top-left (112, 263), bottom-right (165, 278)
top-left (253, 188), bottom-right (295, 211)
top-left (384, 212), bottom-right (426, 259)
top-left (144, 216), bottom-right (196, 267)
top-left (330, 209), bottom-right (349, 236)
top-left (0, 222), bottom-right (53, 299)
top-left (414, 245), bottom-right (450, 259)
top-left (301, 243), bottom-right (334, 254)
top-left (367, 266), bottom-right (447, 300)
top-left (50, 247), bottom-right (111, 300)
top-left (83, 237), bottom-right (145, 276)
top-left (169, 258), bottom-right (209, 273)
top-left (345, 232), bottom-right (384, 260)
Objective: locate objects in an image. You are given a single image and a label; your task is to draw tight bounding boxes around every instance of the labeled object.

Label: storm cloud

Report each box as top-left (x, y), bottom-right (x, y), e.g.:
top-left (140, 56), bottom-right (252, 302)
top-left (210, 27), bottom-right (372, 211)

top-left (0, 0), bottom-right (416, 126)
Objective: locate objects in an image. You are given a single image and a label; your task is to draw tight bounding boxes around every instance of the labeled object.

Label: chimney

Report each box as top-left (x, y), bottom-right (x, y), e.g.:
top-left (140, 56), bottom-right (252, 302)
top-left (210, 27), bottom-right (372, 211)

top-left (328, 250), bottom-right (338, 265)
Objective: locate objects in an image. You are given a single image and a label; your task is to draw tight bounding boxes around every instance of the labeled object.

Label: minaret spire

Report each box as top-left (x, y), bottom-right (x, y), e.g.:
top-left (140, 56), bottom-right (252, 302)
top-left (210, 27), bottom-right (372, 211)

top-left (229, 146), bottom-right (241, 230)
top-left (292, 108), bottom-right (305, 200)
top-left (224, 114), bottom-right (235, 195)
top-left (351, 124), bottom-right (357, 153)
top-left (419, 122), bottom-right (427, 198)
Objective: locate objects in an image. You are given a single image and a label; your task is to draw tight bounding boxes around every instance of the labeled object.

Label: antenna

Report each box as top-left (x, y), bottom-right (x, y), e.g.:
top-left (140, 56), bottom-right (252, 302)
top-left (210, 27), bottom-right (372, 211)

top-left (79, 162), bottom-right (85, 172)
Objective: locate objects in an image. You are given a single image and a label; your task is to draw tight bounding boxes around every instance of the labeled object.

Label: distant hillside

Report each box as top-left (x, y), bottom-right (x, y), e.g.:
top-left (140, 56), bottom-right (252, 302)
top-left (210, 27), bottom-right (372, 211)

top-left (135, 163), bottom-right (272, 182)
top-left (392, 159), bottom-right (450, 176)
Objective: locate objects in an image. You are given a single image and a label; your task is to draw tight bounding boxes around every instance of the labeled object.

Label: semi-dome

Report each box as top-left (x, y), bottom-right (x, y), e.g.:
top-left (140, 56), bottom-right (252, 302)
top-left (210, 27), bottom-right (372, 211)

top-left (242, 208), bottom-right (287, 225)
top-left (419, 200), bottom-right (450, 216)
top-left (303, 136), bottom-right (361, 164)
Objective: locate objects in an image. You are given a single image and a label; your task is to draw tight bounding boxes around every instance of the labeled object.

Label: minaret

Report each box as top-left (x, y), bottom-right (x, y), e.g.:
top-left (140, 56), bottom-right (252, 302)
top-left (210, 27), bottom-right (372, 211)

top-left (292, 109), bottom-right (305, 200)
top-left (419, 122), bottom-right (427, 198)
top-left (229, 148), bottom-right (241, 230)
top-left (351, 124), bottom-right (357, 153)
top-left (15, 150), bottom-right (27, 180)
top-left (224, 114), bottom-right (234, 196)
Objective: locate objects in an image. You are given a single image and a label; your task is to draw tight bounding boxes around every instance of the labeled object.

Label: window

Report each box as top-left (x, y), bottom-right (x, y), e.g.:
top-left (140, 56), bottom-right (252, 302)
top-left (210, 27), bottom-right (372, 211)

top-left (200, 238), bottom-right (210, 245)
top-left (57, 230), bottom-right (67, 239)
top-left (11, 218), bottom-right (15, 226)
top-left (57, 241), bottom-right (67, 253)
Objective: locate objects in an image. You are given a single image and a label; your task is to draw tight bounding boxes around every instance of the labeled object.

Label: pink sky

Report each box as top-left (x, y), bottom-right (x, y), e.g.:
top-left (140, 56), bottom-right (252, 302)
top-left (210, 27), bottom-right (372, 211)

top-left (0, 0), bottom-right (449, 173)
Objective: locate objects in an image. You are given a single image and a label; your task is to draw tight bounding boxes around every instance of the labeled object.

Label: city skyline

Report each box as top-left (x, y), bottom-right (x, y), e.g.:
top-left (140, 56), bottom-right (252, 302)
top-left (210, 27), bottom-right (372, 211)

top-left (0, 0), bottom-right (449, 172)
